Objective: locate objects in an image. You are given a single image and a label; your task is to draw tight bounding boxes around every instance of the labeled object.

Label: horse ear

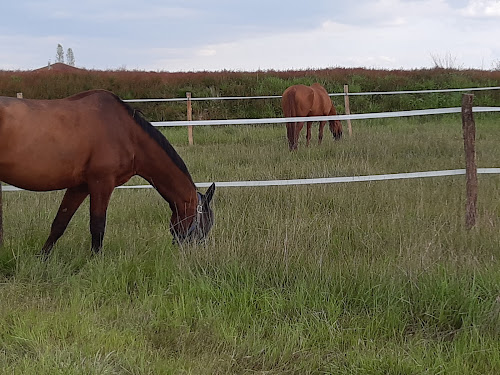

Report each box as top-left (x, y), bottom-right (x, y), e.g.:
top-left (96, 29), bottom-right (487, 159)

top-left (202, 183), bottom-right (215, 205)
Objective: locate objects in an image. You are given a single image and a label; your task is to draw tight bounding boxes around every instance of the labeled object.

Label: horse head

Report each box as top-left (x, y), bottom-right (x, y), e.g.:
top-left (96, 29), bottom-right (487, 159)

top-left (170, 183), bottom-right (216, 245)
top-left (329, 120), bottom-right (343, 140)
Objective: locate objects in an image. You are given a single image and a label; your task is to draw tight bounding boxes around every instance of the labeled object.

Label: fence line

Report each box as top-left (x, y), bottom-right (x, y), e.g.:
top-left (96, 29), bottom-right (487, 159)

top-left (3, 105), bottom-right (499, 191)
top-left (337, 86), bottom-right (500, 97)
top-left (3, 91), bottom-right (497, 240)
top-left (2, 100), bottom-right (499, 191)
top-left (151, 106), bottom-right (500, 127)
top-left (123, 86), bottom-right (500, 103)
top-left (3, 169), bottom-right (499, 192)
top-left (124, 95), bottom-right (281, 103)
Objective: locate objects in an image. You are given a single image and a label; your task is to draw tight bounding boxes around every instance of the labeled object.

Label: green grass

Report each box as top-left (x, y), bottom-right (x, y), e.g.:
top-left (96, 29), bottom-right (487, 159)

top-left (1, 115), bottom-right (499, 374)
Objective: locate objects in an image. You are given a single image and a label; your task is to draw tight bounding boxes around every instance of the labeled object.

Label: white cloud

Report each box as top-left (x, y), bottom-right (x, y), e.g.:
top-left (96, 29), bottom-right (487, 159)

top-left (145, 0), bottom-right (500, 73)
top-left (348, 0), bottom-right (452, 25)
top-left (0, 35), bottom-right (64, 70)
top-left (461, 0), bottom-right (500, 17)
top-left (25, 1), bottom-right (198, 22)
top-left (148, 20), bottom-right (426, 71)
top-left (2, 0), bottom-right (500, 72)
top-left (89, 7), bottom-right (197, 22)
top-left (198, 49), bottom-right (217, 57)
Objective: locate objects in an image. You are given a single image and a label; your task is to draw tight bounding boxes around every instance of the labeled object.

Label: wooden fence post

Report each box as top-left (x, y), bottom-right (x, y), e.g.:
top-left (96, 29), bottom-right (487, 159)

top-left (187, 92), bottom-right (193, 145)
top-left (343, 84), bottom-right (352, 137)
top-left (0, 183), bottom-right (3, 247)
top-left (461, 93), bottom-right (477, 230)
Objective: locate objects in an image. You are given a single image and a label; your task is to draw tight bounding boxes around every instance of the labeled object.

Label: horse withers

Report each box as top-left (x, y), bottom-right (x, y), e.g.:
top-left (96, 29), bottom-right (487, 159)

top-left (0, 90), bottom-right (215, 256)
top-left (281, 83), bottom-right (342, 150)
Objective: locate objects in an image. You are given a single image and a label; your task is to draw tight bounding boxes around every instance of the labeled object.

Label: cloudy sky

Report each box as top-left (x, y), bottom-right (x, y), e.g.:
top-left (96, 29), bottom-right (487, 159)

top-left (1, 0), bottom-right (499, 72)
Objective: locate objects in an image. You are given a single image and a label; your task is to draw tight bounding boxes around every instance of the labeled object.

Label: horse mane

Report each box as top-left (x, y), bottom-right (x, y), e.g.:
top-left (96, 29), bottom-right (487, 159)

top-left (121, 99), bottom-right (195, 187)
top-left (112, 93), bottom-right (195, 188)
top-left (65, 90), bottom-right (195, 187)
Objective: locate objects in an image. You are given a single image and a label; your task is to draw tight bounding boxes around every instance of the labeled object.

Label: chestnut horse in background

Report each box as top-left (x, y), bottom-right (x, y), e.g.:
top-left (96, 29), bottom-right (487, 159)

top-left (281, 83), bottom-right (342, 150)
top-left (0, 90), bottom-right (215, 256)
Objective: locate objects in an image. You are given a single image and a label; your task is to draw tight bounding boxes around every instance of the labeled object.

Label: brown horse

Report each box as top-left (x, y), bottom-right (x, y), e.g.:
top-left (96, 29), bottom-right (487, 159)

top-left (281, 83), bottom-right (342, 150)
top-left (0, 90), bottom-right (215, 255)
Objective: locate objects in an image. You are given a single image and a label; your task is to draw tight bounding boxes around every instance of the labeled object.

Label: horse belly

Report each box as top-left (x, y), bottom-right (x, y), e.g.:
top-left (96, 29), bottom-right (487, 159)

top-left (0, 155), bottom-right (86, 191)
top-left (0, 133), bottom-right (88, 191)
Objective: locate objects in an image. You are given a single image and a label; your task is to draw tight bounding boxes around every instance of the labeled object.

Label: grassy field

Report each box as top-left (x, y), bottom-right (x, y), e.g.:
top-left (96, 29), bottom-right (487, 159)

top-left (0, 114), bottom-right (499, 374)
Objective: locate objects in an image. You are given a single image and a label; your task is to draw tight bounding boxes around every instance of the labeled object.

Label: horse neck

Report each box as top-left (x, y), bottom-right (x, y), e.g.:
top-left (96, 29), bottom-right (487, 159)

top-left (134, 136), bottom-right (198, 220)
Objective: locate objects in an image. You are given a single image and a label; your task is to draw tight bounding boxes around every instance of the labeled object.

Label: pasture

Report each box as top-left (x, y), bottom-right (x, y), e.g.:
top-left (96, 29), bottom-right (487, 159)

top-left (0, 114), bottom-right (499, 374)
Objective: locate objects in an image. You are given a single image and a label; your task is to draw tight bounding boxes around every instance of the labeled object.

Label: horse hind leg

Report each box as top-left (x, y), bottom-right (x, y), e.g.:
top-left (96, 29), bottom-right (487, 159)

top-left (40, 184), bottom-right (89, 258)
top-left (306, 122), bottom-right (313, 147)
top-left (287, 122), bottom-right (304, 150)
top-left (286, 122), bottom-right (296, 150)
top-left (88, 180), bottom-right (115, 254)
top-left (318, 121), bottom-right (326, 145)
top-left (296, 122), bottom-right (304, 148)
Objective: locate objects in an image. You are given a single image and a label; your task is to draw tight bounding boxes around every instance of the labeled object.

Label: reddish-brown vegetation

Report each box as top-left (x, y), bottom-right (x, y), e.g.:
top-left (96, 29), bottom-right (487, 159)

top-left (1, 66), bottom-right (499, 121)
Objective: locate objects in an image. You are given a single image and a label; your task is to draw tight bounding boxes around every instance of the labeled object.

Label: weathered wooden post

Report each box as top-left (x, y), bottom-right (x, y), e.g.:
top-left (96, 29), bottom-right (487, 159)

top-left (187, 92), bottom-right (193, 145)
top-left (461, 93), bottom-right (477, 230)
top-left (343, 84), bottom-right (352, 137)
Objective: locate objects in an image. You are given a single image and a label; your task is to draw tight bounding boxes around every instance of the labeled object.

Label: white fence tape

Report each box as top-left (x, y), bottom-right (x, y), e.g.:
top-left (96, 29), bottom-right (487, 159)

top-left (124, 95), bottom-right (282, 103)
top-left (192, 169), bottom-right (500, 188)
top-left (124, 86), bottom-right (500, 102)
top-left (152, 106), bottom-right (500, 127)
top-left (336, 86), bottom-right (500, 97)
top-left (3, 169), bottom-right (499, 192)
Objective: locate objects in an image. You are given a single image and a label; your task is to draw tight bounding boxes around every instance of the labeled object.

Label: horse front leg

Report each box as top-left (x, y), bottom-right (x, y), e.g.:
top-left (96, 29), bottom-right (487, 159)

top-left (41, 184), bottom-right (89, 257)
top-left (88, 181), bottom-right (115, 254)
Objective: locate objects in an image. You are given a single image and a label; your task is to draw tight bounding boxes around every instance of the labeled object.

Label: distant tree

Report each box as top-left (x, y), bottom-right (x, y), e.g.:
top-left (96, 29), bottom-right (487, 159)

top-left (493, 59), bottom-right (500, 71)
top-left (66, 48), bottom-right (75, 67)
top-left (430, 52), bottom-right (462, 70)
top-left (56, 44), bottom-right (64, 63)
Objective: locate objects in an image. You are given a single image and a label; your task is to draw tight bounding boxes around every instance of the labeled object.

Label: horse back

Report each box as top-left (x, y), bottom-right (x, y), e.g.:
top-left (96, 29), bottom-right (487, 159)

top-left (282, 85), bottom-right (316, 117)
top-left (0, 91), bottom-right (136, 190)
top-left (0, 90), bottom-right (128, 147)
top-left (310, 83), bottom-right (333, 115)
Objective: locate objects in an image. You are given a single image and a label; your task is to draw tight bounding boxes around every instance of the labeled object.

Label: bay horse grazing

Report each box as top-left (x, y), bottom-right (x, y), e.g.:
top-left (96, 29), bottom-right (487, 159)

top-left (281, 83), bottom-right (342, 150)
top-left (0, 90), bottom-right (215, 256)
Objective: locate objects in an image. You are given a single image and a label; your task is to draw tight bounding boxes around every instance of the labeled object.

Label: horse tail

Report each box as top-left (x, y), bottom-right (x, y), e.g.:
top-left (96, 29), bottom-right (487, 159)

top-left (282, 88), bottom-right (297, 117)
top-left (283, 88), bottom-right (299, 150)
